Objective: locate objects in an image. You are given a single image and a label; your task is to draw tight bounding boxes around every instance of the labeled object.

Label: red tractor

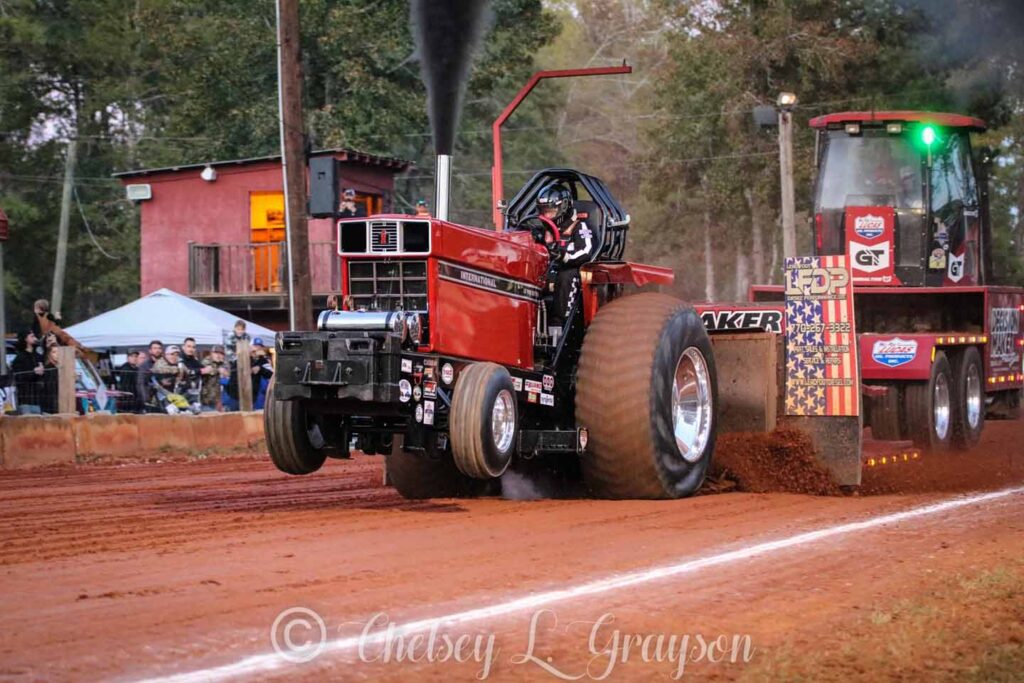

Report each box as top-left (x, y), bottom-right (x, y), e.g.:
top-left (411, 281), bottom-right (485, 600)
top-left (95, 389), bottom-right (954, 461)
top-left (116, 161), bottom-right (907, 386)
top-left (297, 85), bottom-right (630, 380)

top-left (811, 112), bottom-right (1023, 451)
top-left (726, 112), bottom-right (1024, 458)
top-left (265, 67), bottom-right (719, 499)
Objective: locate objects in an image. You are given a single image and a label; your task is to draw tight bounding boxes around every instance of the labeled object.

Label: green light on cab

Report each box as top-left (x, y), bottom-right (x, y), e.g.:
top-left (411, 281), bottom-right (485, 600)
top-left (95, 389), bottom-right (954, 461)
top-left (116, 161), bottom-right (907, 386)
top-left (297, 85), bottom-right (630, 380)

top-left (921, 126), bottom-right (936, 146)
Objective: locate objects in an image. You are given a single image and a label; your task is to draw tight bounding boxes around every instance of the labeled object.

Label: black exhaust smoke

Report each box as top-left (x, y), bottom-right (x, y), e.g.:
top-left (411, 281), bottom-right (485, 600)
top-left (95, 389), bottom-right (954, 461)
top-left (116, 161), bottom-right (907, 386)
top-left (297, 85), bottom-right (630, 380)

top-left (410, 0), bottom-right (492, 156)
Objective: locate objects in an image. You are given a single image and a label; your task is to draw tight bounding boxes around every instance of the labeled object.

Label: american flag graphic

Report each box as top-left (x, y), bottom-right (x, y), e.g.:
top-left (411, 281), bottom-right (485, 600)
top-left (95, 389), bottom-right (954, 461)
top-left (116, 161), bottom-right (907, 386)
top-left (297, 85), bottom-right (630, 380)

top-left (784, 256), bottom-right (859, 417)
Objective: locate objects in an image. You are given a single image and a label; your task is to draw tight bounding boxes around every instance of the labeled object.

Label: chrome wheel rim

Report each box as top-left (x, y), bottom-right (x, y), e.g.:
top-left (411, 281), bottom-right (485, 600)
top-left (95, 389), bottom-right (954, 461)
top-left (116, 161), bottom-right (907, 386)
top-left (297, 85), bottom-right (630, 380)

top-left (491, 389), bottom-right (516, 453)
top-left (965, 364), bottom-right (982, 430)
top-left (933, 373), bottom-right (951, 440)
top-left (672, 348), bottom-right (713, 463)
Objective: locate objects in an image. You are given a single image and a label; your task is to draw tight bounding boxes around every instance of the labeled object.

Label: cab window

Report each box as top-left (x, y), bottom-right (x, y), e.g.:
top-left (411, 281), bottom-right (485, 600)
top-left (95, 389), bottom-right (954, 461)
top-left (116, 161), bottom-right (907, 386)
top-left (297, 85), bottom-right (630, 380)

top-left (929, 134), bottom-right (966, 220)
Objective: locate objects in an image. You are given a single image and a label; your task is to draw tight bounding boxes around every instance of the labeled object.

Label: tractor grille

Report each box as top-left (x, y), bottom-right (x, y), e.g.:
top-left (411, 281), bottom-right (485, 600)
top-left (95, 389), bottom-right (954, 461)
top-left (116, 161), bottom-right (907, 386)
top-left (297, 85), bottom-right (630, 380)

top-left (348, 259), bottom-right (428, 312)
top-left (369, 221), bottom-right (399, 253)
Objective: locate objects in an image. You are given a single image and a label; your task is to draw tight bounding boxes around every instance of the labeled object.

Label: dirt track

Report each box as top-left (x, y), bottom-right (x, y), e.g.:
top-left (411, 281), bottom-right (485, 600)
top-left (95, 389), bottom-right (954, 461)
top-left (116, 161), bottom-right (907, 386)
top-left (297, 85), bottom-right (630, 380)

top-left (1, 422), bottom-right (1023, 681)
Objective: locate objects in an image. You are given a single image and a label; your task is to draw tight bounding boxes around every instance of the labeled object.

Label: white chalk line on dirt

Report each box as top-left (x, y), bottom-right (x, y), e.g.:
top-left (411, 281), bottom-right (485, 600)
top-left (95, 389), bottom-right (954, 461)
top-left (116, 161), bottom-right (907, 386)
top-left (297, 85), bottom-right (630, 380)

top-left (136, 485), bottom-right (1024, 683)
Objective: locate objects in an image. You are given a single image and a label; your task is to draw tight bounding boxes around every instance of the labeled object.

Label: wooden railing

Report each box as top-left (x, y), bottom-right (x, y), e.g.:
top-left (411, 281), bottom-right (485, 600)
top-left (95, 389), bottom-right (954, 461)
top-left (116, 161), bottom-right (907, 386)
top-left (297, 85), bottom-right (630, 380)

top-left (188, 241), bottom-right (340, 296)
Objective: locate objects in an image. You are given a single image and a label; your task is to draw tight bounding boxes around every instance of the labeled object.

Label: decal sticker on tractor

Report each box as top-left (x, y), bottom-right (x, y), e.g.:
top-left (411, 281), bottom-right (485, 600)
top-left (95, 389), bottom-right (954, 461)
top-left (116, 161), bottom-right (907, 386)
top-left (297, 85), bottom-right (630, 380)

top-left (423, 400), bottom-right (435, 426)
top-left (398, 379), bottom-right (412, 403)
top-left (512, 377), bottom-right (523, 392)
top-left (540, 393), bottom-right (555, 407)
top-left (845, 206), bottom-right (898, 285)
top-left (854, 214), bottom-right (885, 240)
top-left (948, 252), bottom-right (965, 283)
top-left (527, 392), bottom-right (539, 404)
top-left (524, 379), bottom-right (543, 394)
top-left (401, 358), bottom-right (413, 374)
top-left (849, 241), bottom-right (890, 273)
top-left (423, 381), bottom-right (437, 399)
top-left (871, 338), bottom-right (918, 368)
top-left (990, 308), bottom-right (1021, 365)
top-left (700, 309), bottom-right (783, 333)
top-left (436, 261), bottom-right (543, 302)
top-left (542, 374), bottom-right (555, 391)
top-left (784, 256), bottom-right (859, 417)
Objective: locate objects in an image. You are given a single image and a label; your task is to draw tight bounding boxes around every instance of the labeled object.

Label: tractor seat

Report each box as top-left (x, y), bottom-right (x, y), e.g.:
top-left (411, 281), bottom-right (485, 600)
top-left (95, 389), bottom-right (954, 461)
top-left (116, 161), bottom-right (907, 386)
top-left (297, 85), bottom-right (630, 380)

top-left (572, 200), bottom-right (605, 262)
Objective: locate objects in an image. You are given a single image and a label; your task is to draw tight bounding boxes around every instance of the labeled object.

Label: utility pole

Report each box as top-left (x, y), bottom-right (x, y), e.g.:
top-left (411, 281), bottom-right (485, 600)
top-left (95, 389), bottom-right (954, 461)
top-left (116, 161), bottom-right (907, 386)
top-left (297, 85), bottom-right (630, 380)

top-left (0, 206), bottom-right (8, 377)
top-left (276, 0), bottom-right (312, 330)
top-left (51, 138), bottom-right (77, 319)
top-left (777, 92), bottom-right (798, 259)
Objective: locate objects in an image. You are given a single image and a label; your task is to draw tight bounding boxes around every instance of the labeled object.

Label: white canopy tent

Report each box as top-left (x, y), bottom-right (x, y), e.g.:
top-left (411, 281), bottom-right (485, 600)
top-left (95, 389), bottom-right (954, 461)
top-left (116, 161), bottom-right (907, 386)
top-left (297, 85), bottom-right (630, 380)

top-left (65, 288), bottom-right (277, 350)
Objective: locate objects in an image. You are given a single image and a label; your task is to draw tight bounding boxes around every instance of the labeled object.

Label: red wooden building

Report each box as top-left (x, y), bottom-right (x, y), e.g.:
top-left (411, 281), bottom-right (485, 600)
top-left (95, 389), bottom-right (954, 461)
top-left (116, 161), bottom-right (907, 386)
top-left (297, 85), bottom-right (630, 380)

top-left (114, 148), bottom-right (412, 329)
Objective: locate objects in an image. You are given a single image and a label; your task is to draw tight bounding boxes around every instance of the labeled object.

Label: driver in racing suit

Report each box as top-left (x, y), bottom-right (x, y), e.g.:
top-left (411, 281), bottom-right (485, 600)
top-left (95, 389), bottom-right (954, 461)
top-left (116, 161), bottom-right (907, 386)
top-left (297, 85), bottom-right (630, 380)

top-left (523, 183), bottom-right (594, 330)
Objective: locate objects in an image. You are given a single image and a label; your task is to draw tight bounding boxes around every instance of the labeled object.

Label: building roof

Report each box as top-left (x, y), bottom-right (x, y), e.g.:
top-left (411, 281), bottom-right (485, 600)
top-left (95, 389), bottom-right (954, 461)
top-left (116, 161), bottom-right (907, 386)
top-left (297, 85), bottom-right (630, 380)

top-left (113, 147), bottom-right (413, 179)
top-left (809, 111), bottom-right (987, 132)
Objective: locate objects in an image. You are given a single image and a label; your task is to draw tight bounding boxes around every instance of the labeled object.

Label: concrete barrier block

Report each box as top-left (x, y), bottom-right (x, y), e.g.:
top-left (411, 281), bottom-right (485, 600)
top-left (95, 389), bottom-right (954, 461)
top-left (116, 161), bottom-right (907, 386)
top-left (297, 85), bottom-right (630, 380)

top-left (192, 412), bottom-right (245, 450)
top-left (1, 415), bottom-right (76, 468)
top-left (73, 414), bottom-right (141, 459)
top-left (240, 411), bottom-right (265, 447)
top-left (136, 414), bottom-right (196, 452)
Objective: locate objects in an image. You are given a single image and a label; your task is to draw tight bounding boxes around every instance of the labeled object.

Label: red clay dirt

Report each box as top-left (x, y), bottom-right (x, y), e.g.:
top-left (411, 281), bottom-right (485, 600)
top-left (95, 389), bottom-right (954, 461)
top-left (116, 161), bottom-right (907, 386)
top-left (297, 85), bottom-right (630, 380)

top-left (0, 422), bottom-right (1022, 681)
top-left (711, 429), bottom-right (842, 495)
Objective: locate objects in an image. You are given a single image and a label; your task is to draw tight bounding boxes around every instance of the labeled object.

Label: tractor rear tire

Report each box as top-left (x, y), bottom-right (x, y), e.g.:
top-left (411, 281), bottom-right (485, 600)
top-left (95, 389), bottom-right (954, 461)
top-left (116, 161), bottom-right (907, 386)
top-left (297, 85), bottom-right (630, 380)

top-left (576, 293), bottom-right (717, 499)
top-left (869, 384), bottom-right (903, 441)
top-left (386, 437), bottom-right (492, 499)
top-left (264, 382), bottom-right (328, 475)
top-left (904, 352), bottom-right (953, 452)
top-left (950, 346), bottom-right (984, 450)
top-left (450, 362), bottom-right (519, 479)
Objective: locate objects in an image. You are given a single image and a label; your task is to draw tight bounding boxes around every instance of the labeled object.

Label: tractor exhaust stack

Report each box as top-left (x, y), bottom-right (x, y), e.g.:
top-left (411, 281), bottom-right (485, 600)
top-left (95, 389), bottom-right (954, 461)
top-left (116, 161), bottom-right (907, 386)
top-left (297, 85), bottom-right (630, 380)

top-left (434, 154), bottom-right (452, 221)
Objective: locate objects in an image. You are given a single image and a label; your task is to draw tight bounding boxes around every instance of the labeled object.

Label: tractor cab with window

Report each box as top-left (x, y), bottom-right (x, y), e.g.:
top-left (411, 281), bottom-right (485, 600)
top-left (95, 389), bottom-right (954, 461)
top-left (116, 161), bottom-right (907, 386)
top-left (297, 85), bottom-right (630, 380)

top-left (810, 112), bottom-right (990, 288)
top-left (803, 111), bottom-right (1023, 456)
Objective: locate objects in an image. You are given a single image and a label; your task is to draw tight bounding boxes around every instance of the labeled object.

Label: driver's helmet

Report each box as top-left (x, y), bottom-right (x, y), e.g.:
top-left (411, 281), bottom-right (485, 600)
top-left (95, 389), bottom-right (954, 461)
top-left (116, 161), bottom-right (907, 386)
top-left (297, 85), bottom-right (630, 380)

top-left (536, 183), bottom-right (571, 223)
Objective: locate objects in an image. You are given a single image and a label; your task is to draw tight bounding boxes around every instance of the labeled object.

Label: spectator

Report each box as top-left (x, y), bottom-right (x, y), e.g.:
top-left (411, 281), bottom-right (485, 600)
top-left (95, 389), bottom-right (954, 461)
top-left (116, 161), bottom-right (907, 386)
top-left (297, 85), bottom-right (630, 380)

top-left (114, 351), bottom-right (139, 392)
top-left (200, 346), bottom-right (227, 411)
top-left (12, 330), bottom-right (44, 413)
top-left (40, 344), bottom-right (61, 415)
top-left (219, 364), bottom-right (237, 412)
top-left (326, 294), bottom-right (340, 312)
top-left (181, 337), bottom-right (205, 397)
top-left (181, 337), bottom-right (202, 374)
top-left (415, 199), bottom-right (430, 217)
top-left (136, 340), bottom-right (163, 408)
top-left (250, 337), bottom-right (274, 409)
top-left (152, 345), bottom-right (186, 396)
top-left (225, 320), bottom-right (251, 361)
top-left (31, 299), bottom-right (83, 351)
top-left (225, 338), bottom-right (273, 410)
top-left (338, 188), bottom-right (366, 218)
top-left (114, 350), bottom-right (140, 411)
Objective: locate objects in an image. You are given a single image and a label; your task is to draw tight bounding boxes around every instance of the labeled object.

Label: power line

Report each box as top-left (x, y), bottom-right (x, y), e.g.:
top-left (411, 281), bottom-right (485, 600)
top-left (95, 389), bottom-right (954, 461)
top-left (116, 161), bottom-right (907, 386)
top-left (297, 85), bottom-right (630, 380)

top-left (72, 186), bottom-right (120, 260)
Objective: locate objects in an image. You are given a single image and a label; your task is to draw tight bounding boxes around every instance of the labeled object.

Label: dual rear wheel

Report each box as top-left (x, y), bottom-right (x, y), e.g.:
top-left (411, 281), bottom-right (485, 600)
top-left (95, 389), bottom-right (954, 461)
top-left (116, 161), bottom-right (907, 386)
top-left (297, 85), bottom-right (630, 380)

top-left (902, 347), bottom-right (983, 451)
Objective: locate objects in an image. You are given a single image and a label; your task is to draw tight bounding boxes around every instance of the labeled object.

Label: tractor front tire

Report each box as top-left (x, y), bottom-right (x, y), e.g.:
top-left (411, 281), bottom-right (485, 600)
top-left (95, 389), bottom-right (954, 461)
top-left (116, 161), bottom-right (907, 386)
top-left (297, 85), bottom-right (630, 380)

top-left (450, 362), bottom-right (519, 479)
top-left (386, 437), bottom-right (492, 499)
top-left (577, 293), bottom-right (718, 499)
top-left (904, 352), bottom-right (953, 452)
top-left (264, 382), bottom-right (328, 475)
top-left (950, 346), bottom-right (984, 450)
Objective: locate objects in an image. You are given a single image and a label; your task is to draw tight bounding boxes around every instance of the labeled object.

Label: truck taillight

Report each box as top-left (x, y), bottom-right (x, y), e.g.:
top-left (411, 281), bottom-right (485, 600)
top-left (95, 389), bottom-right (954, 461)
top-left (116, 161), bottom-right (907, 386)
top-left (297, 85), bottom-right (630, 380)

top-left (814, 213), bottom-right (824, 252)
